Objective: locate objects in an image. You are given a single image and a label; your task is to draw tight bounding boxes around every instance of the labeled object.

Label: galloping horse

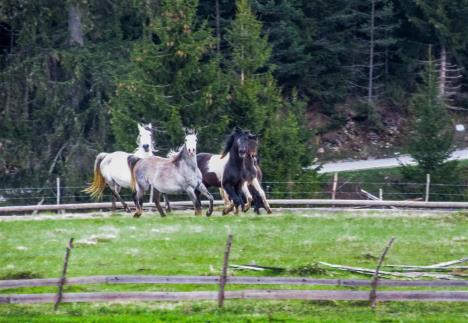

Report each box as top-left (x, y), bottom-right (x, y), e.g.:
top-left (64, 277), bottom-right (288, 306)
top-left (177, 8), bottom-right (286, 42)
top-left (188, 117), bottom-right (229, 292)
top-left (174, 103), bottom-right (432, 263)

top-left (128, 130), bottom-right (213, 217)
top-left (202, 132), bottom-right (271, 215)
top-left (84, 123), bottom-right (155, 212)
top-left (197, 127), bottom-right (251, 214)
top-left (241, 135), bottom-right (272, 214)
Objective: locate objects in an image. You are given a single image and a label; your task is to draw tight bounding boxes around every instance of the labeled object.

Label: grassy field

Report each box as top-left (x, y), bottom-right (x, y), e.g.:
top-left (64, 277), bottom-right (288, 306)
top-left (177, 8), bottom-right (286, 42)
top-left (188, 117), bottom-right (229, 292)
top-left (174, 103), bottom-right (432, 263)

top-left (0, 210), bottom-right (467, 322)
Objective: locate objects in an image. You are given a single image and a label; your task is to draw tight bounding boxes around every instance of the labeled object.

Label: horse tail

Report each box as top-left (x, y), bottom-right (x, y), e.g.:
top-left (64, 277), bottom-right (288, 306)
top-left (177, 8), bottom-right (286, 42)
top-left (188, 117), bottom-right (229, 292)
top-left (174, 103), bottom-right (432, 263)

top-left (83, 153), bottom-right (108, 200)
top-left (127, 155), bottom-right (141, 191)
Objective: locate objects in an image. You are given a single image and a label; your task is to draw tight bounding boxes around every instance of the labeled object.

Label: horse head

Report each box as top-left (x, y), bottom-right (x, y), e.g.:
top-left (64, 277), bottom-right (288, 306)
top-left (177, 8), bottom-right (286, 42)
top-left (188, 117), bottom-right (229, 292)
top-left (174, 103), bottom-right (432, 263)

top-left (221, 127), bottom-right (249, 159)
top-left (184, 128), bottom-right (198, 157)
top-left (247, 133), bottom-right (258, 159)
top-left (136, 123), bottom-right (154, 155)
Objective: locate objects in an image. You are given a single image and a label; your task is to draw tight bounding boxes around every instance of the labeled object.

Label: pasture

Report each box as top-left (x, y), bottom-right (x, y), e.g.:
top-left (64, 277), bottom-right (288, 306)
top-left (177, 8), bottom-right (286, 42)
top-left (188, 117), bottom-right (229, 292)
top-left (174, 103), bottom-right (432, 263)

top-left (0, 210), bottom-right (467, 322)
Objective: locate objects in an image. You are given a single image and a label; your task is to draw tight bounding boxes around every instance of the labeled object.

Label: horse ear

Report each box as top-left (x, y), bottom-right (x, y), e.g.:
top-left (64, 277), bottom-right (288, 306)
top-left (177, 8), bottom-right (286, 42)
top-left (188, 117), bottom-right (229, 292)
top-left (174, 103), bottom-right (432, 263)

top-left (220, 133), bottom-right (234, 159)
top-left (249, 134), bottom-right (257, 140)
top-left (137, 123), bottom-right (144, 132)
top-left (146, 123), bottom-right (152, 130)
top-left (233, 126), bottom-right (242, 134)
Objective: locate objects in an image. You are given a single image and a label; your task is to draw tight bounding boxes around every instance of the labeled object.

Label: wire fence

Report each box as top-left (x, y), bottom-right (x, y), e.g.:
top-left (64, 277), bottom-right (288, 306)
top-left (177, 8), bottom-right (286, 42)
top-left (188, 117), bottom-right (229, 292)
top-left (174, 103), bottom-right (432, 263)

top-left (1, 175), bottom-right (467, 207)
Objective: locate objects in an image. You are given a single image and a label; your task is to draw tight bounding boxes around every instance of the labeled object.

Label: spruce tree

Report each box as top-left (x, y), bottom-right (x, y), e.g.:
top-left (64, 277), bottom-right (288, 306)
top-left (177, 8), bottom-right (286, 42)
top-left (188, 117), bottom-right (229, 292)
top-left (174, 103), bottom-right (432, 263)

top-left (226, 0), bottom-right (318, 197)
top-left (111, 0), bottom-right (228, 152)
top-left (401, 47), bottom-right (461, 200)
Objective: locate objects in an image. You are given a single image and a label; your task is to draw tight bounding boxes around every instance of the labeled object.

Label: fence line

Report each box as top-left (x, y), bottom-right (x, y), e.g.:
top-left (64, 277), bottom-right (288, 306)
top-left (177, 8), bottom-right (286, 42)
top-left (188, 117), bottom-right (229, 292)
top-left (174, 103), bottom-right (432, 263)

top-left (1, 290), bottom-right (467, 304)
top-left (1, 236), bottom-right (467, 307)
top-left (1, 275), bottom-right (467, 290)
top-left (2, 199), bottom-right (468, 214)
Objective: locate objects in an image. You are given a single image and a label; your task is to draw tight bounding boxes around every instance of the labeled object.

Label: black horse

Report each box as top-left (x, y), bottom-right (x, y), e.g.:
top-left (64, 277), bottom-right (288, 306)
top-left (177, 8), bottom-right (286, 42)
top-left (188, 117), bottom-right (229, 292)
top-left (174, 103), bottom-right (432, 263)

top-left (197, 127), bottom-right (251, 214)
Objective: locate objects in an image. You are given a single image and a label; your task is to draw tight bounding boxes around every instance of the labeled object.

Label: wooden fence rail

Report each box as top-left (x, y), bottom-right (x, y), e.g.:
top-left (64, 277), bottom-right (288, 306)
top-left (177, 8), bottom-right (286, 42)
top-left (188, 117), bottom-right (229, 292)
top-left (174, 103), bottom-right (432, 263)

top-left (1, 290), bottom-right (467, 304)
top-left (2, 199), bottom-right (468, 214)
top-left (1, 275), bottom-right (467, 290)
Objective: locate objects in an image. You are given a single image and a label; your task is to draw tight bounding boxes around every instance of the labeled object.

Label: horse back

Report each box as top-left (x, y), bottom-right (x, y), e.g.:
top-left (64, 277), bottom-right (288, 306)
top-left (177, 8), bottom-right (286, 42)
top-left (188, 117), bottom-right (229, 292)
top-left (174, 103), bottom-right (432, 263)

top-left (197, 153), bottom-right (222, 188)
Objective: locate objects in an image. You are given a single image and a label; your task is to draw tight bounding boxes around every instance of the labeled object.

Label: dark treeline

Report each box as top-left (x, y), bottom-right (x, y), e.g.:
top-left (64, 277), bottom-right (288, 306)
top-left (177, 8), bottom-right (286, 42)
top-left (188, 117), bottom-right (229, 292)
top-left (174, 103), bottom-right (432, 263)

top-left (0, 0), bottom-right (467, 200)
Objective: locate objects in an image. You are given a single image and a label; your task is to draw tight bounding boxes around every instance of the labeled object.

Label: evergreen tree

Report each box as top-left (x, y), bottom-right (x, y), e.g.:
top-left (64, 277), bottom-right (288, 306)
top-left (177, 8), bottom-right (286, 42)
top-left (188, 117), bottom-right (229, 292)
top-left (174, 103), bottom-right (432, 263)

top-left (111, 0), bottom-right (228, 152)
top-left (400, 47), bottom-right (461, 200)
top-left (0, 0), bottom-right (135, 192)
top-left (226, 0), bottom-right (318, 196)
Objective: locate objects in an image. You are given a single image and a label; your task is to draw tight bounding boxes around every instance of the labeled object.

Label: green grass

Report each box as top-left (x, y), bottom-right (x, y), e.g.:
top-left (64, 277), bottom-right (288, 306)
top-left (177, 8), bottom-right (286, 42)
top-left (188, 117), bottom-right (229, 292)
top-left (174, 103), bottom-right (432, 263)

top-left (0, 211), bottom-right (467, 322)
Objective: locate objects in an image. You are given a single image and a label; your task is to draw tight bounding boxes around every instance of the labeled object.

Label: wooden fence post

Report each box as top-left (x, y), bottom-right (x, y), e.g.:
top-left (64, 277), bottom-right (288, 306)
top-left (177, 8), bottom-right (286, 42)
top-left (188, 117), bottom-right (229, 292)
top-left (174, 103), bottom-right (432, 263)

top-left (331, 173), bottom-right (338, 200)
top-left (369, 237), bottom-right (395, 309)
top-left (379, 189), bottom-right (383, 200)
top-left (425, 174), bottom-right (431, 202)
top-left (54, 238), bottom-right (74, 310)
top-left (149, 186), bottom-right (154, 204)
top-left (218, 233), bottom-right (233, 308)
top-left (56, 177), bottom-right (60, 206)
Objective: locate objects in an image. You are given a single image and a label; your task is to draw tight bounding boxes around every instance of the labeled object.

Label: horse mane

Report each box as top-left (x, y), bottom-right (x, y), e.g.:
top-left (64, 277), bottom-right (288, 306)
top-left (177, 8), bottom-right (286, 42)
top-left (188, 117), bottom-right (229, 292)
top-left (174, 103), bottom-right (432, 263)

top-left (167, 145), bottom-right (184, 163)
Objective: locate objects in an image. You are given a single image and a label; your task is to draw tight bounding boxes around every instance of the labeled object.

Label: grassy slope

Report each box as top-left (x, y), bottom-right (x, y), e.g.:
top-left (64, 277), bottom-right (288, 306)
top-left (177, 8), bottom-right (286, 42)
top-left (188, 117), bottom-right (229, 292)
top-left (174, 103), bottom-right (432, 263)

top-left (0, 211), bottom-right (467, 322)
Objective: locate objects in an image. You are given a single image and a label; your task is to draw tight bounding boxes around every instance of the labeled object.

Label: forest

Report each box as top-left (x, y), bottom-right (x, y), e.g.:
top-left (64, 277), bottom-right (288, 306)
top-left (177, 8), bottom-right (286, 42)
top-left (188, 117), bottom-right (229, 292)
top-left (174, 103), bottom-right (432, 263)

top-left (0, 0), bottom-right (467, 200)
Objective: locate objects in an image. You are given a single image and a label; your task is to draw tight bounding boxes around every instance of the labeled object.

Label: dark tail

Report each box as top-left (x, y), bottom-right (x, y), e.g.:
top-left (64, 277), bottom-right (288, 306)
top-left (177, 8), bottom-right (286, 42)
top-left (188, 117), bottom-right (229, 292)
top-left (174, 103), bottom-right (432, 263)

top-left (127, 155), bottom-right (141, 191)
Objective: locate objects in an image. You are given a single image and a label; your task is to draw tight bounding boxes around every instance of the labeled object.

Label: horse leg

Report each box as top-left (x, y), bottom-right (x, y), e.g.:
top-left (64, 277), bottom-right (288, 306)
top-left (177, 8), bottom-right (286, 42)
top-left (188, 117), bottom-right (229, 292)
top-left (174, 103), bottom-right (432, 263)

top-left (241, 182), bottom-right (253, 212)
top-left (153, 190), bottom-right (166, 217)
top-left (133, 184), bottom-right (144, 218)
top-left (251, 178), bottom-right (272, 214)
top-left (186, 187), bottom-right (202, 216)
top-left (109, 185), bottom-right (131, 213)
top-left (163, 194), bottom-right (172, 213)
top-left (250, 185), bottom-right (262, 214)
top-left (197, 183), bottom-right (214, 216)
top-left (223, 184), bottom-right (243, 215)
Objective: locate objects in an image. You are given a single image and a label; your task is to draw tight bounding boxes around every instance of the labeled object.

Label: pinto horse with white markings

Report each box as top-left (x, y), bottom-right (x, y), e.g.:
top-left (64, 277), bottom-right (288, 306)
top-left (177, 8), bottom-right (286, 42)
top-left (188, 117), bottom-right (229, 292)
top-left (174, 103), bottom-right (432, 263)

top-left (84, 123), bottom-right (155, 212)
top-left (197, 127), bottom-right (252, 214)
top-left (128, 130), bottom-right (213, 218)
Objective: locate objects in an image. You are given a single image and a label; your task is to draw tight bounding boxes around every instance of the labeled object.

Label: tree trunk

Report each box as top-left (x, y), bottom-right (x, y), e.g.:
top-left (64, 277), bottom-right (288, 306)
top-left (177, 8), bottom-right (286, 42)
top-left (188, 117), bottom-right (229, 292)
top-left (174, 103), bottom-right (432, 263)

top-left (438, 46), bottom-right (446, 98)
top-left (68, 3), bottom-right (84, 47)
top-left (215, 0), bottom-right (221, 54)
top-left (367, 0), bottom-right (375, 104)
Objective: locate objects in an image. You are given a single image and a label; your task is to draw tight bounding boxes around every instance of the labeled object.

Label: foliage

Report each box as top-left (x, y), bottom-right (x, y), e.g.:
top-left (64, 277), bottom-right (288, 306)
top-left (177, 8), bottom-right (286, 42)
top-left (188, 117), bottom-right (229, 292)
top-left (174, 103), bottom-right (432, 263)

top-left (111, 0), bottom-right (228, 152)
top-left (0, 0), bottom-right (468, 199)
top-left (224, 0), bottom-right (318, 195)
top-left (400, 47), bottom-right (464, 200)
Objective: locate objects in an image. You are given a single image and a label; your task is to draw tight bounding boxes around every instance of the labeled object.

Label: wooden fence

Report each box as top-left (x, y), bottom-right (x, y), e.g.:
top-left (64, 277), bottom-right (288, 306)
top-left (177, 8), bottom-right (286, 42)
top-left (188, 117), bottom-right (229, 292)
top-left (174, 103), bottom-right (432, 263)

top-left (1, 275), bottom-right (467, 304)
top-left (0, 236), bottom-right (467, 308)
top-left (2, 199), bottom-right (468, 214)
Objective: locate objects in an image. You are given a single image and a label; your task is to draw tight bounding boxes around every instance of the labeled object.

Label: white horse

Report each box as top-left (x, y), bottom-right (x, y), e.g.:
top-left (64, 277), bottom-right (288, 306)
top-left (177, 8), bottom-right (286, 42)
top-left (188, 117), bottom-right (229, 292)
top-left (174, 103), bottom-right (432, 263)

top-left (84, 123), bottom-right (155, 212)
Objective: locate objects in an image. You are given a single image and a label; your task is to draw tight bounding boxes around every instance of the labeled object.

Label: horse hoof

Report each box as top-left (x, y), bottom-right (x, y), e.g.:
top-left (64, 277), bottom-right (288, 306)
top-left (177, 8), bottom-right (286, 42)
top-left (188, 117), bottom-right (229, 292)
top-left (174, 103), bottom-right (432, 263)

top-left (194, 209), bottom-right (202, 216)
top-left (133, 213), bottom-right (141, 218)
top-left (160, 212), bottom-right (166, 217)
top-left (267, 209), bottom-right (273, 214)
top-left (206, 209), bottom-right (213, 217)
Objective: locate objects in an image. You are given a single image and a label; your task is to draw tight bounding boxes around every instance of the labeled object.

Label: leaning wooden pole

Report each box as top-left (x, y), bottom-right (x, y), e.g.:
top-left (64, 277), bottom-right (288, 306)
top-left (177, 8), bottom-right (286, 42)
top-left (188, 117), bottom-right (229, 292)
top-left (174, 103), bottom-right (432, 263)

top-left (369, 237), bottom-right (395, 309)
top-left (54, 238), bottom-right (74, 310)
top-left (218, 233), bottom-right (233, 308)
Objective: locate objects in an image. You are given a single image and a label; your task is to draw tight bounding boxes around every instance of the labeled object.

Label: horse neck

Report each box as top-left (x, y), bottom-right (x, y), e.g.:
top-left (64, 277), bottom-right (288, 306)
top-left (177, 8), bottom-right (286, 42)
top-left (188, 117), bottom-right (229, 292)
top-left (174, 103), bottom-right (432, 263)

top-left (242, 154), bottom-right (257, 178)
top-left (175, 146), bottom-right (197, 169)
top-left (227, 145), bottom-right (243, 169)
